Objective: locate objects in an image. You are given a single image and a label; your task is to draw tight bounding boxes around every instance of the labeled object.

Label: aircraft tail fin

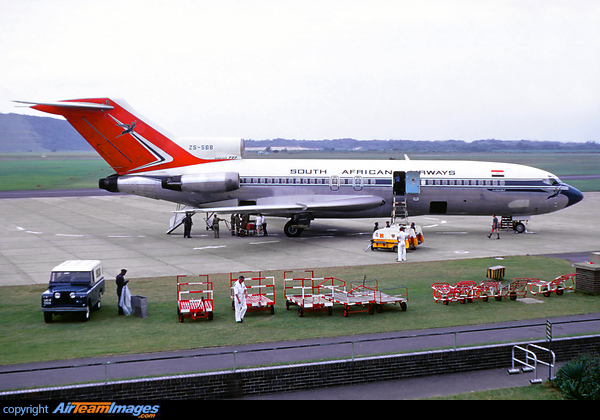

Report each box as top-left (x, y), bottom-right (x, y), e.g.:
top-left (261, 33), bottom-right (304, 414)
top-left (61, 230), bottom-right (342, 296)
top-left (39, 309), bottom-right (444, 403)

top-left (16, 98), bottom-right (208, 175)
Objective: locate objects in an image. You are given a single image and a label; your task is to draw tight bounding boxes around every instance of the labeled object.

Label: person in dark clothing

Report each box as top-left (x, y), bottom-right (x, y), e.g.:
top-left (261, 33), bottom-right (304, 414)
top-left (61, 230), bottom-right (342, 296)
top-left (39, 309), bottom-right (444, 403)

top-left (488, 214), bottom-right (500, 239)
top-left (183, 212), bottom-right (193, 238)
top-left (116, 269), bottom-right (128, 315)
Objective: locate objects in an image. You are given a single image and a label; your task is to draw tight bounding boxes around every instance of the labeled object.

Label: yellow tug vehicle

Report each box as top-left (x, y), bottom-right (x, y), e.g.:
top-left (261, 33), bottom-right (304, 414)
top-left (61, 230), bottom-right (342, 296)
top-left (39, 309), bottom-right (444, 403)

top-left (371, 224), bottom-right (424, 252)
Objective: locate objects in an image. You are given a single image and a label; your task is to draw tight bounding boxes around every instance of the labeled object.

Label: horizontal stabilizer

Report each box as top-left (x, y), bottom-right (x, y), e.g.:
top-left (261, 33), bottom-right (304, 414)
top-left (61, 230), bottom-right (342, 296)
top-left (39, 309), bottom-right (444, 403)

top-left (14, 100), bottom-right (114, 110)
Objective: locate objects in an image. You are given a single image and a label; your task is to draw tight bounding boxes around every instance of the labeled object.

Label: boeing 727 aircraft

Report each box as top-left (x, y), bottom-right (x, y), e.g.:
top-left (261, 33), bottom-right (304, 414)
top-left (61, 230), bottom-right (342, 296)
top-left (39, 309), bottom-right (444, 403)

top-left (18, 98), bottom-right (584, 237)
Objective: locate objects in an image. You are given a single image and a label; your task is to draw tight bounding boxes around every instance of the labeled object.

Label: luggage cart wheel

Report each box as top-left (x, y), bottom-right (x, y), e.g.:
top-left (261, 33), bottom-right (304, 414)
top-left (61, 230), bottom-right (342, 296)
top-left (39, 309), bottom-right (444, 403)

top-left (376, 304), bottom-right (383, 313)
top-left (327, 307), bottom-right (332, 316)
top-left (343, 308), bottom-right (349, 317)
top-left (400, 302), bottom-right (407, 311)
top-left (179, 314), bottom-right (184, 323)
top-left (298, 307), bottom-right (303, 317)
top-left (368, 305), bottom-right (374, 315)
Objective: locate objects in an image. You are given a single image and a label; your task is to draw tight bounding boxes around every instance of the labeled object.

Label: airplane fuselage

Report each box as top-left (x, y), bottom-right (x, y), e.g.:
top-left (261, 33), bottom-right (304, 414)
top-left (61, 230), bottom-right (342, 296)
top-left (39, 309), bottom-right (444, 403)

top-left (20, 98), bottom-right (584, 237)
top-left (107, 158), bottom-right (581, 220)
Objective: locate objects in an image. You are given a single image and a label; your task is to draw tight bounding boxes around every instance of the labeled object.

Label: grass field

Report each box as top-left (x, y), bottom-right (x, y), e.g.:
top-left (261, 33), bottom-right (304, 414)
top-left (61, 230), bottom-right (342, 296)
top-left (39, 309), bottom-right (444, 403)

top-left (0, 151), bottom-right (599, 191)
top-left (2, 256), bottom-right (597, 366)
top-left (0, 153), bottom-right (111, 190)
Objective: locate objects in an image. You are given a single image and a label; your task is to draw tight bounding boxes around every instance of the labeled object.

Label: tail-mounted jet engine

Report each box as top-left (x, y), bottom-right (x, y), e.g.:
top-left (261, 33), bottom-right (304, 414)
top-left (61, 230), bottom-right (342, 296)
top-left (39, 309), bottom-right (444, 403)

top-left (162, 172), bottom-right (240, 193)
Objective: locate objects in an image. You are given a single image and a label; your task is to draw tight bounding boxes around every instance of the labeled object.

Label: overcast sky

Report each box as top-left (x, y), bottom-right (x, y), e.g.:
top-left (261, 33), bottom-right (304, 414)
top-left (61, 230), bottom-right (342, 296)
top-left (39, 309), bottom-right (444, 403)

top-left (1, 0), bottom-right (599, 142)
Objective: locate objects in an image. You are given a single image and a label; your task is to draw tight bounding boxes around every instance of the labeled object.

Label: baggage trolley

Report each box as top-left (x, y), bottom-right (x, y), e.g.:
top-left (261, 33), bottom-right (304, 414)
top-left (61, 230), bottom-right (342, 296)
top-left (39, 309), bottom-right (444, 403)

top-left (431, 282), bottom-right (456, 305)
top-left (284, 271), bottom-right (334, 317)
top-left (500, 278), bottom-right (530, 301)
top-left (431, 281), bottom-right (473, 305)
top-left (230, 272), bottom-right (275, 315)
top-left (477, 281), bottom-right (503, 302)
top-left (352, 277), bottom-right (408, 312)
top-left (176, 275), bottom-right (214, 322)
top-left (374, 286), bottom-right (408, 312)
top-left (528, 273), bottom-right (577, 297)
top-left (322, 277), bottom-right (377, 316)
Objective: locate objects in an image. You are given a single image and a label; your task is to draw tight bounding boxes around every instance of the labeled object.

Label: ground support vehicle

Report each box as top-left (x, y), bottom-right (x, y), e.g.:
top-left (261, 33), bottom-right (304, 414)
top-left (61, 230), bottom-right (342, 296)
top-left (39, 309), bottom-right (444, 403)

top-left (527, 273), bottom-right (577, 297)
top-left (370, 224), bottom-right (424, 252)
top-left (283, 272), bottom-right (334, 317)
top-left (499, 216), bottom-right (528, 234)
top-left (176, 275), bottom-right (214, 322)
top-left (41, 260), bottom-right (105, 322)
top-left (230, 272), bottom-right (275, 314)
top-left (320, 277), bottom-right (378, 316)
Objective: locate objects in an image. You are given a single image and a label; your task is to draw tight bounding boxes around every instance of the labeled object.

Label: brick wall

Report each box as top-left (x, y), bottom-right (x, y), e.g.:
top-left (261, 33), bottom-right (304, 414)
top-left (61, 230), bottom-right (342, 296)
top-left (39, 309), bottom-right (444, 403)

top-left (2, 335), bottom-right (598, 400)
top-left (575, 263), bottom-right (600, 293)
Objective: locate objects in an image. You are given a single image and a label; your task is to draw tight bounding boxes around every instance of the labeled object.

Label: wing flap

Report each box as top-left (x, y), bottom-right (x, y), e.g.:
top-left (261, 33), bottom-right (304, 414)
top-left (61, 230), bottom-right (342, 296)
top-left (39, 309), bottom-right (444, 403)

top-left (177, 195), bottom-right (386, 215)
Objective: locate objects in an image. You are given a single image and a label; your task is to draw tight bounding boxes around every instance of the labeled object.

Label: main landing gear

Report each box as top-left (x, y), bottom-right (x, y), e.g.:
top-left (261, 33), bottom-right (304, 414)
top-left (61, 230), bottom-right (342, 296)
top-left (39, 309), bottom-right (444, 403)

top-left (284, 214), bottom-right (312, 237)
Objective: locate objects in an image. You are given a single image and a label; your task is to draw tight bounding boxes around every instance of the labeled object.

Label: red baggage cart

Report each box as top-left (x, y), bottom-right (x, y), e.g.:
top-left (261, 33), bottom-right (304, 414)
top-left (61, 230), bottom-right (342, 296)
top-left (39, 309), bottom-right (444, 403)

top-left (177, 275), bottom-right (214, 322)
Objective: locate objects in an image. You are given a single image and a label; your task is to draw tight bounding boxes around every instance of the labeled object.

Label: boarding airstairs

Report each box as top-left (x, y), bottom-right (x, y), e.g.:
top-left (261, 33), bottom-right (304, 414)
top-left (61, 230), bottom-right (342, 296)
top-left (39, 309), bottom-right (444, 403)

top-left (167, 203), bottom-right (191, 234)
top-left (391, 193), bottom-right (408, 226)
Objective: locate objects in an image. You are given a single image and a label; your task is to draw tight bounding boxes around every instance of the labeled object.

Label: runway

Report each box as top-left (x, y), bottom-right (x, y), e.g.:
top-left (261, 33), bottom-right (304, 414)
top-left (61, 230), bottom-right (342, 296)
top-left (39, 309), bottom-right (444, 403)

top-left (0, 190), bottom-right (598, 286)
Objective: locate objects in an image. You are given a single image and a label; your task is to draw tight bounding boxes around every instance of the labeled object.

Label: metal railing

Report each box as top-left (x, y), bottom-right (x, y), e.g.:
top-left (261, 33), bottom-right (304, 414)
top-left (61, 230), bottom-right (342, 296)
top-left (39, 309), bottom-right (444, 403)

top-left (2, 316), bottom-right (599, 389)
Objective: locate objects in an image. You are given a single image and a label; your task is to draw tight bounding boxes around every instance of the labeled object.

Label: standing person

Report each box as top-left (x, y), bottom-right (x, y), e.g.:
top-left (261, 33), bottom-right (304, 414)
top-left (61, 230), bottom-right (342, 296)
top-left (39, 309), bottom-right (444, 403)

top-left (213, 215), bottom-right (220, 238)
top-left (396, 227), bottom-right (409, 262)
top-left (488, 214), bottom-right (500, 239)
top-left (373, 222), bottom-right (379, 232)
top-left (115, 269), bottom-right (128, 315)
top-left (260, 214), bottom-right (268, 236)
top-left (183, 212), bottom-right (193, 238)
top-left (255, 214), bottom-right (263, 236)
top-left (233, 276), bottom-right (248, 323)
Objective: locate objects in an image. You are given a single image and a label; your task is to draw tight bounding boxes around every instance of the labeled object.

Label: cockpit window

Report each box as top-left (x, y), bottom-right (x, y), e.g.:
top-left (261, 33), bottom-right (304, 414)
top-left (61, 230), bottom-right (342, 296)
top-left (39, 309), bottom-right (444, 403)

top-left (543, 177), bottom-right (561, 186)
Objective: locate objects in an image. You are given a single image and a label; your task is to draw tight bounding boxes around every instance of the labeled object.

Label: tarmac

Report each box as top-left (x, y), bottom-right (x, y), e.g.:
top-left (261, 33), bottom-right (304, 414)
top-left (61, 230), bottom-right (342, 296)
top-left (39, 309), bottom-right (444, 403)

top-left (1, 189), bottom-right (599, 399)
top-left (0, 190), bottom-right (598, 286)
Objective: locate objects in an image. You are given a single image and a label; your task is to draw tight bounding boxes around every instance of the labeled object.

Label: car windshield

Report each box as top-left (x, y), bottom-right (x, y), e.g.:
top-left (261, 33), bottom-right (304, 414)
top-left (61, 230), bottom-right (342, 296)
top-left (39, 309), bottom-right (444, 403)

top-left (50, 271), bottom-right (92, 285)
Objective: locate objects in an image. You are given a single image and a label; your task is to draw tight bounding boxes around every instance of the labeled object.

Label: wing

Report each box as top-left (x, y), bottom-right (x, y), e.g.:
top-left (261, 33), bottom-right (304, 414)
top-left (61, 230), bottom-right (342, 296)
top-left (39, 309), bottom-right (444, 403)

top-left (176, 195), bottom-right (386, 215)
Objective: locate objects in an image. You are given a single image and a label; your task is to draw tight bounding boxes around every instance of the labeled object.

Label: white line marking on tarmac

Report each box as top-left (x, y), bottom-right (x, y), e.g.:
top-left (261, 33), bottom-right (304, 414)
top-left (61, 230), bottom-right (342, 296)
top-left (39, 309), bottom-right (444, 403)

top-left (194, 245), bottom-right (227, 250)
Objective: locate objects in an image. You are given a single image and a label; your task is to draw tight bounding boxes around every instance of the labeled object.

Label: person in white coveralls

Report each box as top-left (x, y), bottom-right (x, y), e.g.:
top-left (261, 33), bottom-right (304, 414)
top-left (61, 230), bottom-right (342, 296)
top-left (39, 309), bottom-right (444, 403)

top-left (396, 227), bottom-right (409, 262)
top-left (233, 276), bottom-right (248, 323)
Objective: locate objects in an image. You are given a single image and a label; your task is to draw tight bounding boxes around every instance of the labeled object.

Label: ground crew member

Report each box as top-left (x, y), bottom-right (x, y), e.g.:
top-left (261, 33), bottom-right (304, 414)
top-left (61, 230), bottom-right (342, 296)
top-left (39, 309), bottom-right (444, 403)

top-left (115, 269), bottom-right (128, 315)
top-left (397, 227), bottom-right (409, 262)
top-left (488, 214), bottom-right (500, 239)
top-left (233, 276), bottom-right (248, 323)
top-left (213, 215), bottom-right (220, 238)
top-left (183, 212), bottom-right (193, 238)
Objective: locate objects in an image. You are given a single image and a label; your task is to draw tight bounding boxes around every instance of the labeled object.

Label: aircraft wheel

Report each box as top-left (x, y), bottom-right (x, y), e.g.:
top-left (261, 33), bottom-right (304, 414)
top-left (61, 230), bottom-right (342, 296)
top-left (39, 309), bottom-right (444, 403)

top-left (514, 222), bottom-right (526, 234)
top-left (284, 220), bottom-right (303, 237)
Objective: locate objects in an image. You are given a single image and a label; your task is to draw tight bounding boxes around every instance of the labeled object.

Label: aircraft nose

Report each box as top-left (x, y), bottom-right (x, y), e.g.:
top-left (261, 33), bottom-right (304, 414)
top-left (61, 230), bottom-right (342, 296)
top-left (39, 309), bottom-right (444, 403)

top-left (562, 185), bottom-right (584, 207)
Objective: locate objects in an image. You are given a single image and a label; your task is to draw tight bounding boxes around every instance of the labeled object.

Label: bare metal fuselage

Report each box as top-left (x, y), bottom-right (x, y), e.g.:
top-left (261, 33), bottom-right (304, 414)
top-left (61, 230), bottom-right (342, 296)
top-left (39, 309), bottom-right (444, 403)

top-left (109, 157), bottom-right (582, 220)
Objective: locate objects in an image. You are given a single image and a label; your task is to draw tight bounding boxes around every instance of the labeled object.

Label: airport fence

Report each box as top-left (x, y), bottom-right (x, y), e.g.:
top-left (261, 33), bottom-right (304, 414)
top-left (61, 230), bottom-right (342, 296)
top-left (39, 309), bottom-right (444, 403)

top-left (2, 316), bottom-right (600, 395)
